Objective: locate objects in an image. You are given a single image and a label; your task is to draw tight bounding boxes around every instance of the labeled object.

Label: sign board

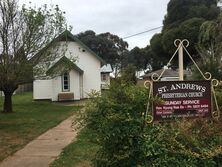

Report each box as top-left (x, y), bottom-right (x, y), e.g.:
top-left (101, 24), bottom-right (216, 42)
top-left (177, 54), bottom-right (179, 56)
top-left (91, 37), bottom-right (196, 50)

top-left (153, 80), bottom-right (211, 120)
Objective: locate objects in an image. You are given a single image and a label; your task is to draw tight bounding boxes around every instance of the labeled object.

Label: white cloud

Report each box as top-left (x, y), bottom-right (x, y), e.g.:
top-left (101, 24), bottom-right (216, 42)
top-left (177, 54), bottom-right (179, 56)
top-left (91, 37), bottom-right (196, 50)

top-left (19, 0), bottom-right (170, 49)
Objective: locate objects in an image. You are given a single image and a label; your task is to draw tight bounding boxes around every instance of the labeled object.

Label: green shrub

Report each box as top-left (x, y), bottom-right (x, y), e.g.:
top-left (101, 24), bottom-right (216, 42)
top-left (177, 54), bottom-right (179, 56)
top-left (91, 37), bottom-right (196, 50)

top-left (84, 82), bottom-right (222, 167)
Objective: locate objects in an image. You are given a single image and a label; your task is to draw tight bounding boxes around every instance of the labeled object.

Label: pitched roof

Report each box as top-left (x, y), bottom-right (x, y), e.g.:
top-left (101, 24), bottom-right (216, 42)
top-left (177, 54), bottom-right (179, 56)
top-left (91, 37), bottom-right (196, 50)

top-left (143, 69), bottom-right (179, 78)
top-left (33, 30), bottom-right (105, 65)
top-left (46, 56), bottom-right (83, 75)
top-left (100, 64), bottom-right (112, 73)
top-left (143, 68), bottom-right (192, 79)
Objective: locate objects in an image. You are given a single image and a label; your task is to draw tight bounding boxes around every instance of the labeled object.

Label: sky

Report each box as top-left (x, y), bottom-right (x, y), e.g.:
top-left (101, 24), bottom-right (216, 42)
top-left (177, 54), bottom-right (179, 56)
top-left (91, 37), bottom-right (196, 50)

top-left (19, 0), bottom-right (170, 49)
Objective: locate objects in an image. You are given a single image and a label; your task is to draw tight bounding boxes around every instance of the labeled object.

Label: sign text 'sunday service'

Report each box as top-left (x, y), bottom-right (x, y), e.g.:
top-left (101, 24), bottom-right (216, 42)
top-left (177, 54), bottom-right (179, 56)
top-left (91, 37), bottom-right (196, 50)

top-left (153, 81), bottom-right (211, 120)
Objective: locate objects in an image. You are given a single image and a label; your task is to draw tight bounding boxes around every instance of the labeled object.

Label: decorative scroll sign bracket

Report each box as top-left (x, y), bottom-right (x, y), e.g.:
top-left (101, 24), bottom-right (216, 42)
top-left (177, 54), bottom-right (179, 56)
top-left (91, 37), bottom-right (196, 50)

top-left (144, 39), bottom-right (220, 123)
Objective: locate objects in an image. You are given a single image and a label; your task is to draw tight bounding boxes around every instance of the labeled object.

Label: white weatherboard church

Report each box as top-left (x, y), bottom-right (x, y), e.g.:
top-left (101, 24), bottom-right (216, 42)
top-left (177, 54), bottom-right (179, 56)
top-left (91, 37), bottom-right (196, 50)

top-left (33, 31), bottom-right (105, 101)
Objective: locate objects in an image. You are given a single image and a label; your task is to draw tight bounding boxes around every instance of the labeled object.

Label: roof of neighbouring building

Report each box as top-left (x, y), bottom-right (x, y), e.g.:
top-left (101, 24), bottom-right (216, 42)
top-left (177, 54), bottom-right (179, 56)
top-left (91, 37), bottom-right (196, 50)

top-left (143, 69), bottom-right (178, 78)
top-left (142, 68), bottom-right (192, 79)
top-left (101, 64), bottom-right (113, 73)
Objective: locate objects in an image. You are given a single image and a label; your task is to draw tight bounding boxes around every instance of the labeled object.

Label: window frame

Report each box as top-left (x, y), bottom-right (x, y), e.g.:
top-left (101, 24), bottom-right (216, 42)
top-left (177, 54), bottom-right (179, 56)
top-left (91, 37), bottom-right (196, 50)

top-left (62, 72), bottom-right (70, 92)
top-left (101, 73), bottom-right (107, 81)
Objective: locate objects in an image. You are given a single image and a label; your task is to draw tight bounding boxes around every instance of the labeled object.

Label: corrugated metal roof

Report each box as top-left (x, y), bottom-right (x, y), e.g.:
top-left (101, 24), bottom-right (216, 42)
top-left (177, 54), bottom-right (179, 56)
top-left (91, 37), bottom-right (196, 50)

top-left (101, 64), bottom-right (112, 73)
top-left (143, 69), bottom-right (178, 78)
top-left (143, 68), bottom-right (192, 78)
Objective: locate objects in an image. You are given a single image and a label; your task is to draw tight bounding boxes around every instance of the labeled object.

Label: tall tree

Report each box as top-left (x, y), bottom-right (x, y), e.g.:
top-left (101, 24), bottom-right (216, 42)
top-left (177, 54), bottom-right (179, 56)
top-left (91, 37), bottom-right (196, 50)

top-left (163, 0), bottom-right (219, 29)
top-left (77, 30), bottom-right (128, 76)
top-left (150, 0), bottom-right (220, 68)
top-left (194, 13), bottom-right (222, 80)
top-left (124, 47), bottom-right (147, 70)
top-left (0, 0), bottom-right (67, 112)
top-left (121, 64), bottom-right (137, 84)
top-left (149, 33), bottom-right (168, 69)
top-left (162, 18), bottom-right (205, 62)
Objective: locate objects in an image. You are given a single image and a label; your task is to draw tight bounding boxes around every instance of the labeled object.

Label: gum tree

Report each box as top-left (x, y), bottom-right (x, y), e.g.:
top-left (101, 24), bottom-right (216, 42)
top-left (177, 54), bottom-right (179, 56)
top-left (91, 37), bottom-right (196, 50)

top-left (149, 0), bottom-right (220, 68)
top-left (0, 0), bottom-right (67, 112)
top-left (194, 13), bottom-right (222, 80)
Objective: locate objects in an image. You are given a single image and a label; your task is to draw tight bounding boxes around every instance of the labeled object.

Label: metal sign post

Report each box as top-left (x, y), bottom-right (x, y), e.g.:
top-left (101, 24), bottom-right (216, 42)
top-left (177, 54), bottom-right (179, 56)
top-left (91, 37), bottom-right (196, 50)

top-left (178, 43), bottom-right (184, 81)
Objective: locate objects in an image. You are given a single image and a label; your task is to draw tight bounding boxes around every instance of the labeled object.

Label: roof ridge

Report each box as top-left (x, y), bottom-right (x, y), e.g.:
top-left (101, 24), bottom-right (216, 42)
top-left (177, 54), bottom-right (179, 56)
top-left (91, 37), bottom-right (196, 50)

top-left (32, 30), bottom-right (105, 65)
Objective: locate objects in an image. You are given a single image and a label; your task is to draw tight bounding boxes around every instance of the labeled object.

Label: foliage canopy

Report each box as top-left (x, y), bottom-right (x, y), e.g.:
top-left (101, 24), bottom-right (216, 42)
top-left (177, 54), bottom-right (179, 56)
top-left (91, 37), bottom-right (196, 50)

top-left (0, 0), bottom-right (68, 112)
top-left (84, 82), bottom-right (222, 166)
top-left (77, 30), bottom-right (128, 76)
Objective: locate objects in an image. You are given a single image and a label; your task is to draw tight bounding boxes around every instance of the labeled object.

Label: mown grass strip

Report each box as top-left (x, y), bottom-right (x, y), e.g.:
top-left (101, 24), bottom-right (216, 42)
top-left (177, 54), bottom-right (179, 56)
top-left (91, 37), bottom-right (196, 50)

top-left (51, 127), bottom-right (100, 167)
top-left (0, 92), bottom-right (81, 161)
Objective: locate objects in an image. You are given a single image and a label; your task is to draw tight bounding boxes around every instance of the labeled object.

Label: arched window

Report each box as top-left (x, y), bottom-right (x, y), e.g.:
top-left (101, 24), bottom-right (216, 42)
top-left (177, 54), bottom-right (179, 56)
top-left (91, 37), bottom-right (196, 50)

top-left (62, 72), bottom-right (70, 91)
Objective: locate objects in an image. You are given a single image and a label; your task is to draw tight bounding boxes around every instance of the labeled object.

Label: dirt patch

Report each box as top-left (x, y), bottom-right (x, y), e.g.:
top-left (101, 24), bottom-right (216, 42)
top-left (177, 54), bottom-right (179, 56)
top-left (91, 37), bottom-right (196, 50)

top-left (0, 132), bottom-right (25, 161)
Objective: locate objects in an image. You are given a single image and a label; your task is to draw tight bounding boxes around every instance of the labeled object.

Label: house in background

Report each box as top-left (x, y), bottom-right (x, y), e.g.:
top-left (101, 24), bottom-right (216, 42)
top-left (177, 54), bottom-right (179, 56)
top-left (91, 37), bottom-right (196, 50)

top-left (33, 30), bottom-right (105, 101)
top-left (101, 64), bottom-right (112, 89)
top-left (143, 68), bottom-right (179, 81)
top-left (142, 67), bottom-right (192, 81)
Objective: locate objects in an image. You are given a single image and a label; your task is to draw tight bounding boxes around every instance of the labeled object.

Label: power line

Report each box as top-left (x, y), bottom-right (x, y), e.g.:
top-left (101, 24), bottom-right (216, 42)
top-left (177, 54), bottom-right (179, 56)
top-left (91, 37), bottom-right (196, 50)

top-left (123, 26), bottom-right (163, 39)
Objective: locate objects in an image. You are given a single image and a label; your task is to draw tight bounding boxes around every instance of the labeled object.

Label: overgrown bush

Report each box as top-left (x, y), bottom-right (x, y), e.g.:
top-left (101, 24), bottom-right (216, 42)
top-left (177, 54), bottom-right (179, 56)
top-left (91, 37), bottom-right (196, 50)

top-left (84, 82), bottom-right (222, 167)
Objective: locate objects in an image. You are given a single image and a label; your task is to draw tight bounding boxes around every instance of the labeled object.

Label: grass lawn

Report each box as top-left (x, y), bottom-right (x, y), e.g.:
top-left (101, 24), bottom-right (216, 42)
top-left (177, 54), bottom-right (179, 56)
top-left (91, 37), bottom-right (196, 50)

top-left (0, 92), bottom-right (81, 162)
top-left (50, 127), bottom-right (100, 167)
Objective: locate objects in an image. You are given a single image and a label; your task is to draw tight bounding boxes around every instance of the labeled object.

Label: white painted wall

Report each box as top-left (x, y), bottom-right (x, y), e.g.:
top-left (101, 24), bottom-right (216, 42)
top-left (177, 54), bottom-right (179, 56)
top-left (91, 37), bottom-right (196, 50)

top-left (64, 42), bottom-right (101, 98)
top-left (33, 40), bottom-right (102, 101)
top-left (33, 80), bottom-right (52, 100)
top-left (34, 70), bottom-right (81, 101)
top-left (101, 73), bottom-right (111, 89)
top-left (70, 70), bottom-right (81, 100)
top-left (51, 75), bottom-right (62, 101)
top-left (50, 70), bottom-right (80, 101)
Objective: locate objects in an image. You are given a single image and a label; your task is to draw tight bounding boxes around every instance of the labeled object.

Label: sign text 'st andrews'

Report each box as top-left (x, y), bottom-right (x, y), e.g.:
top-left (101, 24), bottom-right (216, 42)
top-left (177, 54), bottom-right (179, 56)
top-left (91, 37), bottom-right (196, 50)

top-left (153, 81), bottom-right (211, 120)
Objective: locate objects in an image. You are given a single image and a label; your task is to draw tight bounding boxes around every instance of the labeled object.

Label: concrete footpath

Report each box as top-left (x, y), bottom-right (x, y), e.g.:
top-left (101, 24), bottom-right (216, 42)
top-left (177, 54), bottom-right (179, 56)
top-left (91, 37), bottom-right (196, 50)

top-left (0, 115), bottom-right (79, 167)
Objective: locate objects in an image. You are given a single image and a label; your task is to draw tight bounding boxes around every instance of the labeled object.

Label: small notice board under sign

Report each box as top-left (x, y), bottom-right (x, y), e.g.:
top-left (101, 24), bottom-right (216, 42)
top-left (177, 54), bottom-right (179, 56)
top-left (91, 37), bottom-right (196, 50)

top-left (153, 80), bottom-right (212, 120)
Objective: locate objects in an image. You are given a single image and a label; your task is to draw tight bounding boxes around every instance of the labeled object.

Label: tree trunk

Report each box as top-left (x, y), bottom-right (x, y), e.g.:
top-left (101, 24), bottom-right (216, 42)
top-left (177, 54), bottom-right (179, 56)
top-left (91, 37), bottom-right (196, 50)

top-left (3, 91), bottom-right (13, 113)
